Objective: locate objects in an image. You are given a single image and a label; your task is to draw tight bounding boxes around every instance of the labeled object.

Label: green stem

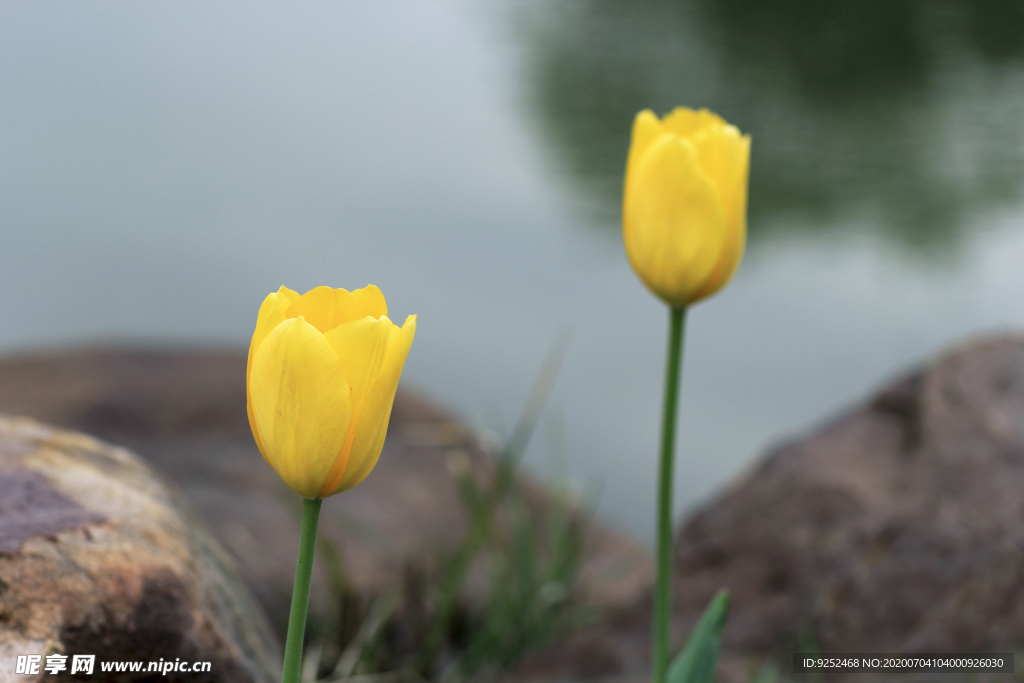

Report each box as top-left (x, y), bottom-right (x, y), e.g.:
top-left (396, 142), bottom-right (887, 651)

top-left (654, 306), bottom-right (687, 683)
top-left (283, 497), bottom-right (323, 683)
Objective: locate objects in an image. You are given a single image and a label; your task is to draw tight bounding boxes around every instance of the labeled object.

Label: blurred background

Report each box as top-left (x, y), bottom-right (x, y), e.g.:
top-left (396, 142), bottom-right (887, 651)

top-left (3, 0), bottom-right (1024, 544)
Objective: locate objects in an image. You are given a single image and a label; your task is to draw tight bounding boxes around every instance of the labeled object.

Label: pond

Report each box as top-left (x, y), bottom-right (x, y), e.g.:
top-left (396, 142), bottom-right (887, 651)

top-left (3, 0), bottom-right (1024, 543)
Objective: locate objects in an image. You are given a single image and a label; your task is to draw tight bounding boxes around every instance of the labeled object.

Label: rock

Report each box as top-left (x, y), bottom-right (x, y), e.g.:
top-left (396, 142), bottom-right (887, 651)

top-left (0, 415), bottom-right (280, 683)
top-left (666, 334), bottom-right (1024, 676)
top-left (0, 349), bottom-right (652, 654)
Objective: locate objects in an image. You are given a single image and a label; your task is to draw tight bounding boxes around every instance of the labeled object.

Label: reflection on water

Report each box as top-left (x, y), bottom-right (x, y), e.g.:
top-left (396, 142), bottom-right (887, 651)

top-left (515, 0), bottom-right (1024, 251)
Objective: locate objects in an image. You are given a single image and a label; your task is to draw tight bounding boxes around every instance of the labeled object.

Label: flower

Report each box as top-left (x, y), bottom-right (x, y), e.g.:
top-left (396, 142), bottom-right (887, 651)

top-left (623, 108), bottom-right (750, 307)
top-left (246, 285), bottom-right (416, 498)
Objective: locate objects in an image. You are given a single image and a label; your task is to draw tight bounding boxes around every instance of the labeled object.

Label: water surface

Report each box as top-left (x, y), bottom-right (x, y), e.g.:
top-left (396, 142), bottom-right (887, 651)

top-left (2, 0), bottom-right (1024, 542)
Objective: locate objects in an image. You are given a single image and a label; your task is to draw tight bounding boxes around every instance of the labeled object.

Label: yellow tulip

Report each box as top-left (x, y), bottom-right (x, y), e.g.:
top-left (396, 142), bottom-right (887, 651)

top-left (623, 107), bottom-right (750, 307)
top-left (246, 285), bottom-right (416, 499)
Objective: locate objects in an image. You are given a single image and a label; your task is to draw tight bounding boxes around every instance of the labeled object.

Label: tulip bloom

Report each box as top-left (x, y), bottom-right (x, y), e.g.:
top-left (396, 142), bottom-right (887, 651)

top-left (623, 108), bottom-right (750, 308)
top-left (623, 107), bottom-right (747, 683)
top-left (246, 285), bottom-right (416, 499)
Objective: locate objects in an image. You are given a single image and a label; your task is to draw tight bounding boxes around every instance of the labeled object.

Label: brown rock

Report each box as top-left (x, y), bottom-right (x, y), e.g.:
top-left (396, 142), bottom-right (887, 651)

top-left (668, 335), bottom-right (1024, 673)
top-left (0, 416), bottom-right (279, 682)
top-left (0, 348), bottom-right (652, 651)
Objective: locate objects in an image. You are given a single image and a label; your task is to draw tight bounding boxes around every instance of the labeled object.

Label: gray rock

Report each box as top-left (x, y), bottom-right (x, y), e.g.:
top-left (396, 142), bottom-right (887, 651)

top-left (669, 335), bottom-right (1024, 677)
top-left (0, 416), bottom-right (280, 683)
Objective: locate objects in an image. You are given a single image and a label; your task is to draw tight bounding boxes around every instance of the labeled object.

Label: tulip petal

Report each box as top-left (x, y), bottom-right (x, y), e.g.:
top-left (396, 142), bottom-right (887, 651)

top-left (350, 285), bottom-right (388, 320)
top-left (323, 315), bottom-right (394, 402)
top-left (286, 285), bottom-right (389, 332)
top-left (247, 286), bottom-right (300, 461)
top-left (625, 110), bottom-right (666, 185)
top-left (624, 133), bottom-right (726, 307)
top-left (690, 129), bottom-right (751, 301)
top-left (690, 125), bottom-right (749, 235)
top-left (322, 314), bottom-right (416, 496)
top-left (662, 107), bottom-right (728, 139)
top-left (317, 315), bottom-right (397, 494)
top-left (250, 316), bottom-right (351, 498)
top-left (250, 287), bottom-right (301, 363)
top-left (286, 286), bottom-right (357, 333)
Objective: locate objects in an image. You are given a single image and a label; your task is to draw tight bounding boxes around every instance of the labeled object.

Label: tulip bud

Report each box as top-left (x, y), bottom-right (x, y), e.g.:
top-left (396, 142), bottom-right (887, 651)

top-left (623, 108), bottom-right (750, 307)
top-left (246, 285), bottom-right (416, 499)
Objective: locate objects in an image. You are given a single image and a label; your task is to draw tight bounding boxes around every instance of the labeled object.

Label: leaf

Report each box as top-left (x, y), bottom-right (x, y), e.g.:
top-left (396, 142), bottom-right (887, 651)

top-left (668, 589), bottom-right (730, 683)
